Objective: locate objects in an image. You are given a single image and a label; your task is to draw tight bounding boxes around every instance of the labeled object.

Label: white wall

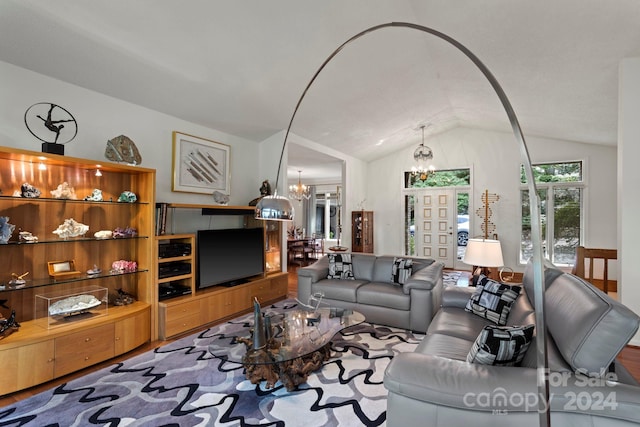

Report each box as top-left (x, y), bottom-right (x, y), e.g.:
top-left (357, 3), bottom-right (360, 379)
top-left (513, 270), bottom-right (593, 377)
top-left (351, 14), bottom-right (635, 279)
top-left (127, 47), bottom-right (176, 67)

top-left (619, 58), bottom-right (640, 346)
top-left (367, 126), bottom-right (617, 271)
top-left (0, 60), bottom-right (263, 233)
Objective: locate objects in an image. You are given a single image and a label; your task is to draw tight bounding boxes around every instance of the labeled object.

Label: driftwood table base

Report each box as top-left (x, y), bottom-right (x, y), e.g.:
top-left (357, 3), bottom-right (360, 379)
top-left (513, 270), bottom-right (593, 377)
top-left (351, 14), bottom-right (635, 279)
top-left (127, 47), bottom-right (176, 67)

top-left (242, 343), bottom-right (332, 391)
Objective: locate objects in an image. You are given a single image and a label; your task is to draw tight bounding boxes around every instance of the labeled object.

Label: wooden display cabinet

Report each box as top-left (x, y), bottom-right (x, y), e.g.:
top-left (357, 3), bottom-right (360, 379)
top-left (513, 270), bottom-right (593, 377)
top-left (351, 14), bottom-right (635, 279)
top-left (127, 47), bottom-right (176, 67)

top-left (352, 210), bottom-right (374, 253)
top-left (0, 146), bottom-right (154, 395)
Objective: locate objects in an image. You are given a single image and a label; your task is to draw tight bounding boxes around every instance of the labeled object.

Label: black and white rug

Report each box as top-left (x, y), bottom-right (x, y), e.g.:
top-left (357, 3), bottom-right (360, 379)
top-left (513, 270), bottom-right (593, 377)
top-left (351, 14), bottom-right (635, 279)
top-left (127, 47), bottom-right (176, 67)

top-left (0, 300), bottom-right (422, 427)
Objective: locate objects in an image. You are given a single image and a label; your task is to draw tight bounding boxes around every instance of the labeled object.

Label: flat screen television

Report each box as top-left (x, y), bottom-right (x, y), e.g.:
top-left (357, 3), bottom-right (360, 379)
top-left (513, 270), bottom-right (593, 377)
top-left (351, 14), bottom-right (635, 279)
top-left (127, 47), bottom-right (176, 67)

top-left (196, 227), bottom-right (265, 289)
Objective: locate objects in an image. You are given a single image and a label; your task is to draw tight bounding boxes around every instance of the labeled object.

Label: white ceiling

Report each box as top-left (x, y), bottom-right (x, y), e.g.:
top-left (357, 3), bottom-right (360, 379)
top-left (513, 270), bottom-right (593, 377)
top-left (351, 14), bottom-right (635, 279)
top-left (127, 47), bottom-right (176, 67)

top-left (1, 0), bottom-right (639, 183)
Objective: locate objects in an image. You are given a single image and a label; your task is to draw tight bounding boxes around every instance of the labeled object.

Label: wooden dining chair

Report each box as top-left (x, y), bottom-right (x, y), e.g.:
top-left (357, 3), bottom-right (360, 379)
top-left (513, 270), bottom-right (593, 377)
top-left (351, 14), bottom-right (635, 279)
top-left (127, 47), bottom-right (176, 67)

top-left (572, 246), bottom-right (618, 293)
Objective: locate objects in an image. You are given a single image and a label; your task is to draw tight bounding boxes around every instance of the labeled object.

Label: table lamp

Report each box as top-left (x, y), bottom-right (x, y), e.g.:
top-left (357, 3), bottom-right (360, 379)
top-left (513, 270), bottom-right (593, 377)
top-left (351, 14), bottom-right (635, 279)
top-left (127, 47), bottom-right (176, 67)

top-left (462, 238), bottom-right (504, 278)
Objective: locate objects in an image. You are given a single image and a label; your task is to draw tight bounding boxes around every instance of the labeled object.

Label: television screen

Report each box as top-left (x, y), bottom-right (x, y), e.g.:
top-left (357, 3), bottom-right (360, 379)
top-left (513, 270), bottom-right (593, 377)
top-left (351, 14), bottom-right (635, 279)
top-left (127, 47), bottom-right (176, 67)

top-left (197, 227), bottom-right (265, 289)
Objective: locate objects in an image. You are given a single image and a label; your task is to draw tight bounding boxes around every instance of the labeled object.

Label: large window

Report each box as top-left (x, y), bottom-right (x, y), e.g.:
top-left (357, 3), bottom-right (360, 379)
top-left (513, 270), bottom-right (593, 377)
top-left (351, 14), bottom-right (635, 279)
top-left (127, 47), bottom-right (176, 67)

top-left (520, 161), bottom-right (583, 266)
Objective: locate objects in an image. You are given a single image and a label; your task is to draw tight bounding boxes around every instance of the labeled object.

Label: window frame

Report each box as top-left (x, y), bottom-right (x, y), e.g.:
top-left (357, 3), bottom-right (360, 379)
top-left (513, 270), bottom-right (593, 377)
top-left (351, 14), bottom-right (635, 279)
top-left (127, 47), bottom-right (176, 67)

top-left (519, 160), bottom-right (586, 266)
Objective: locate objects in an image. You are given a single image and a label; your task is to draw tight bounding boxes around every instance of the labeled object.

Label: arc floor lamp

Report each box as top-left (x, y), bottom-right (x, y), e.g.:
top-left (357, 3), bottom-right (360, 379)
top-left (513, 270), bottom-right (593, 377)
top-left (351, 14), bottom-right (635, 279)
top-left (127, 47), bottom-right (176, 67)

top-left (254, 22), bottom-right (548, 425)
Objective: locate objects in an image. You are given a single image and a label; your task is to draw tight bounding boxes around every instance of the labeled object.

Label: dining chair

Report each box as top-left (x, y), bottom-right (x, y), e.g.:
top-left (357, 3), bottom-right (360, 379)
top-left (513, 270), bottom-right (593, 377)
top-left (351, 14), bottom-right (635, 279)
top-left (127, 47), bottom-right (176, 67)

top-left (572, 246), bottom-right (617, 293)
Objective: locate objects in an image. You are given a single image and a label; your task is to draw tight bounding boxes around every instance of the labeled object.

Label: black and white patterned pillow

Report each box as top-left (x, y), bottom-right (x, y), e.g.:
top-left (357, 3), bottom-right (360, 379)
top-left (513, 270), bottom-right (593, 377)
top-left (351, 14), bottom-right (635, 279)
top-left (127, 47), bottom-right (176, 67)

top-left (465, 275), bottom-right (521, 325)
top-left (467, 324), bottom-right (535, 366)
top-left (391, 257), bottom-right (413, 285)
top-left (327, 253), bottom-right (355, 280)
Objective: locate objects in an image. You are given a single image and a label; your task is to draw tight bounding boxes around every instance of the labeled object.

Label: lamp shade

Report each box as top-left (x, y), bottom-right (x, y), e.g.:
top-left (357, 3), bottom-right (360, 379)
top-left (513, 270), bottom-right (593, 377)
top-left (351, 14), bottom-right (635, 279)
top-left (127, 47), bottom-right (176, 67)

top-left (254, 193), bottom-right (294, 221)
top-left (462, 238), bottom-right (504, 267)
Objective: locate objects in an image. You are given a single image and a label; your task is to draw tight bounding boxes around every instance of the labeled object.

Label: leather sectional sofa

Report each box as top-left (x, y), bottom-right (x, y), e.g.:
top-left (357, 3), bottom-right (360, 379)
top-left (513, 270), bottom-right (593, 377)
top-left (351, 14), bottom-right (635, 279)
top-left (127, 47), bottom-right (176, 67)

top-left (383, 262), bottom-right (640, 426)
top-left (297, 253), bottom-right (444, 333)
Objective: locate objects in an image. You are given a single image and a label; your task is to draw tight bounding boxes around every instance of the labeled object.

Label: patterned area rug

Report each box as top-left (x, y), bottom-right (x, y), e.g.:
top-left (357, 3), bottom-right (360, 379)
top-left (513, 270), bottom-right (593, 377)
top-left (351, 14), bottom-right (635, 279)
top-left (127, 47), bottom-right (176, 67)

top-left (0, 300), bottom-right (422, 427)
top-left (443, 270), bottom-right (463, 287)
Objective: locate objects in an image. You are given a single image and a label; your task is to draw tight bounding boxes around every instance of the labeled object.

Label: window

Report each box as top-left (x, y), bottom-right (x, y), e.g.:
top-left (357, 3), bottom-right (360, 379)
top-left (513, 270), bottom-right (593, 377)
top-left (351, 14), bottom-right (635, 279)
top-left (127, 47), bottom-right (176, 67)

top-left (520, 161), bottom-right (583, 266)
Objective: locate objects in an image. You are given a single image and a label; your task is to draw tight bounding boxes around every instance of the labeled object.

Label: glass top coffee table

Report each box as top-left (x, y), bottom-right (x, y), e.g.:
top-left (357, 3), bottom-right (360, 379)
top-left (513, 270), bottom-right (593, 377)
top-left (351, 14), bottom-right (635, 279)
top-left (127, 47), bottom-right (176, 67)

top-left (208, 307), bottom-right (365, 391)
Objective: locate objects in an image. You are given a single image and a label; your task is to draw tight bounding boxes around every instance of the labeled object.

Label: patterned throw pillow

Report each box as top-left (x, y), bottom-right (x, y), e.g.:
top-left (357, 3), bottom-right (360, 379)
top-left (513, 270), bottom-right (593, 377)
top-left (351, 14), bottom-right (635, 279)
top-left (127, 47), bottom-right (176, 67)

top-left (327, 253), bottom-right (355, 280)
top-left (467, 324), bottom-right (535, 366)
top-left (465, 275), bottom-right (521, 325)
top-left (391, 257), bottom-right (413, 285)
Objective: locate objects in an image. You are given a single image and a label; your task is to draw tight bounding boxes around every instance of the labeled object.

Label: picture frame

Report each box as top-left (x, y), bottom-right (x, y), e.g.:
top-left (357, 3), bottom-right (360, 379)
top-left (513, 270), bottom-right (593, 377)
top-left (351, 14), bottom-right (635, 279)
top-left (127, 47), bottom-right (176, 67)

top-left (172, 131), bottom-right (230, 195)
top-left (47, 260), bottom-right (81, 279)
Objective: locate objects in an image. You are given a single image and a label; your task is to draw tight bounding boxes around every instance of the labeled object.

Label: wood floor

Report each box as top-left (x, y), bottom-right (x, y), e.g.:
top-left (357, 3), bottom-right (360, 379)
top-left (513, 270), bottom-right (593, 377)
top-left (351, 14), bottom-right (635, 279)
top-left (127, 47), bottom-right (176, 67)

top-left (1, 265), bottom-right (638, 408)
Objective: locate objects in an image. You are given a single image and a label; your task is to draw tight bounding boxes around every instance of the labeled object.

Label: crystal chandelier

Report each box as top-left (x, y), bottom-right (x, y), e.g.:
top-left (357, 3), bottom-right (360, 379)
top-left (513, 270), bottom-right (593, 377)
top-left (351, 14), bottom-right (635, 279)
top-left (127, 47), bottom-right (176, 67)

top-left (411, 124), bottom-right (435, 180)
top-left (289, 170), bottom-right (310, 201)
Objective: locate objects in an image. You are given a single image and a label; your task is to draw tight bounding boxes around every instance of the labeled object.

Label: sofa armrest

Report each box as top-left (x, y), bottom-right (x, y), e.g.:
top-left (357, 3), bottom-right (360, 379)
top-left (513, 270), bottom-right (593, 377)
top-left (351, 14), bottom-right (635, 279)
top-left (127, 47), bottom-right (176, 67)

top-left (297, 256), bottom-right (329, 303)
top-left (441, 285), bottom-right (475, 308)
top-left (403, 261), bottom-right (444, 295)
top-left (297, 255), bottom-right (329, 282)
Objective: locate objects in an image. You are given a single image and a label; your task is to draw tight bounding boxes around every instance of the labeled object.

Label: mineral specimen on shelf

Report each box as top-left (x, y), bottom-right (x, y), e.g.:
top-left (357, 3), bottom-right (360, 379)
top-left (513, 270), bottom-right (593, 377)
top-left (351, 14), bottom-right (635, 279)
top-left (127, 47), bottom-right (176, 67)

top-left (48, 294), bottom-right (101, 316)
top-left (84, 188), bottom-right (103, 201)
top-left (20, 183), bottom-right (41, 198)
top-left (50, 182), bottom-right (77, 200)
top-left (8, 272), bottom-right (29, 285)
top-left (105, 135), bottom-right (142, 165)
top-left (112, 226), bottom-right (137, 238)
top-left (0, 310), bottom-right (20, 338)
top-left (110, 259), bottom-right (137, 274)
top-left (112, 288), bottom-right (135, 306)
top-left (18, 230), bottom-right (38, 243)
top-left (52, 218), bottom-right (89, 239)
top-left (94, 230), bottom-right (113, 239)
top-left (0, 217), bottom-right (15, 244)
top-left (87, 265), bottom-right (102, 275)
top-left (212, 191), bottom-right (230, 205)
top-left (117, 190), bottom-right (137, 203)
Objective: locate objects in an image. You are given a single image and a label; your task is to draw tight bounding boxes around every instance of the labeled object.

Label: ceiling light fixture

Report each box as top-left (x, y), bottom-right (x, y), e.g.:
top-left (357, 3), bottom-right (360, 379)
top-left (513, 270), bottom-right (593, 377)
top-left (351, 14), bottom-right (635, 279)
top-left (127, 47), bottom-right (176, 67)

top-left (411, 124), bottom-right (435, 180)
top-left (289, 170), bottom-right (310, 201)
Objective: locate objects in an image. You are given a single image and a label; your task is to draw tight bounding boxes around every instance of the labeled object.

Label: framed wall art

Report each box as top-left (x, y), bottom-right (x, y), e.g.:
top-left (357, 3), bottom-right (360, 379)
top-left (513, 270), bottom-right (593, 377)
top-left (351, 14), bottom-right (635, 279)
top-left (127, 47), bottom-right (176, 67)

top-left (172, 131), bottom-right (230, 195)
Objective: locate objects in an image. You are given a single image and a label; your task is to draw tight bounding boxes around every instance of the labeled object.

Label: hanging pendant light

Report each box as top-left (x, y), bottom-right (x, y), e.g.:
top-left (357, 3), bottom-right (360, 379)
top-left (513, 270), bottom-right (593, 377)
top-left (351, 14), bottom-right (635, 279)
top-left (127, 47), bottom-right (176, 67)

top-left (289, 170), bottom-right (311, 201)
top-left (411, 125), bottom-right (435, 180)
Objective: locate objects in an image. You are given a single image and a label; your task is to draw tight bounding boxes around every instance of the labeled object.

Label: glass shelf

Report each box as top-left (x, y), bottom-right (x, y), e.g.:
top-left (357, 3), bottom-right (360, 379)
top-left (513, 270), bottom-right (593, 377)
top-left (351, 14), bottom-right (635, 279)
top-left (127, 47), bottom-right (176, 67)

top-left (0, 269), bottom-right (149, 293)
top-left (0, 195), bottom-right (150, 205)
top-left (2, 235), bottom-right (150, 246)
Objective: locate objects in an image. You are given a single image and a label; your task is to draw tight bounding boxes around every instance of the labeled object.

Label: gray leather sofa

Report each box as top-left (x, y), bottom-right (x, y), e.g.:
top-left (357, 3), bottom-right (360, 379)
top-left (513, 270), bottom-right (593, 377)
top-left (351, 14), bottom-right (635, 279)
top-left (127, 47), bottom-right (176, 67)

top-left (384, 262), bottom-right (640, 426)
top-left (297, 254), bottom-right (444, 333)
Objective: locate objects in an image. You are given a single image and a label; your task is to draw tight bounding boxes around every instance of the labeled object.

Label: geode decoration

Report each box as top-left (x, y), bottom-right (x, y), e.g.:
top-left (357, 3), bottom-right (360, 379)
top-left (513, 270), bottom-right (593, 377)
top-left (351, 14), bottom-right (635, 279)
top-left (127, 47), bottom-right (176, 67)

top-left (117, 190), bottom-right (137, 203)
top-left (84, 188), bottom-right (103, 201)
top-left (112, 226), bottom-right (137, 238)
top-left (20, 182), bottom-right (41, 198)
top-left (0, 217), bottom-right (15, 244)
top-left (212, 190), bottom-right (229, 205)
top-left (52, 218), bottom-right (89, 239)
top-left (105, 135), bottom-right (142, 165)
top-left (50, 182), bottom-right (77, 200)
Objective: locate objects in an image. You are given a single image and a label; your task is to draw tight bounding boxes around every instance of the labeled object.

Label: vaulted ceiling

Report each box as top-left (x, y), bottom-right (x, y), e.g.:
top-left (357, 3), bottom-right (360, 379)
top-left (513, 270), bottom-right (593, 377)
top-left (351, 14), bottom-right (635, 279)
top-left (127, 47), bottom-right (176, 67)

top-left (1, 1), bottom-right (639, 181)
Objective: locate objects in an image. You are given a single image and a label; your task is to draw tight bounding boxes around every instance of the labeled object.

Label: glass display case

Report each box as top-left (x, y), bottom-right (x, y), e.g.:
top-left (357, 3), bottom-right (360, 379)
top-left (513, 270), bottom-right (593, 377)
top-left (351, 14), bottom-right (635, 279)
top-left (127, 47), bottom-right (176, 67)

top-left (35, 285), bottom-right (108, 329)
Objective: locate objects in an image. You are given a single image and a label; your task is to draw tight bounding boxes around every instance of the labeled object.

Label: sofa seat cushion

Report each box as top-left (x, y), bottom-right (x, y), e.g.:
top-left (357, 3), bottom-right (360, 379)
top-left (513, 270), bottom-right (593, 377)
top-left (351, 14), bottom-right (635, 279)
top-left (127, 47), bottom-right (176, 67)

top-left (311, 279), bottom-right (369, 303)
top-left (427, 307), bottom-right (494, 342)
top-left (415, 333), bottom-right (474, 361)
top-left (356, 282), bottom-right (410, 310)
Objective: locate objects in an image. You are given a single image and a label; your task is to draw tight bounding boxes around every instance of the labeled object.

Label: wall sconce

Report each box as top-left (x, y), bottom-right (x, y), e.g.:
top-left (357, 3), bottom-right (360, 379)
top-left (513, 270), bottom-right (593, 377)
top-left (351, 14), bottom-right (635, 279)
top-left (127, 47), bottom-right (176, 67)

top-left (95, 165), bottom-right (102, 177)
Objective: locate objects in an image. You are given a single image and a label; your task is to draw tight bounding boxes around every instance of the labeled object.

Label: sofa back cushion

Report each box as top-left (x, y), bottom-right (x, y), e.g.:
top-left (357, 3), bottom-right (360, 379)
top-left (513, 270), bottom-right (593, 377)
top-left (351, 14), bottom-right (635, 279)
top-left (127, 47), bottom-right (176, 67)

top-left (521, 260), bottom-right (563, 308)
top-left (545, 272), bottom-right (640, 376)
top-left (351, 253), bottom-right (377, 281)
